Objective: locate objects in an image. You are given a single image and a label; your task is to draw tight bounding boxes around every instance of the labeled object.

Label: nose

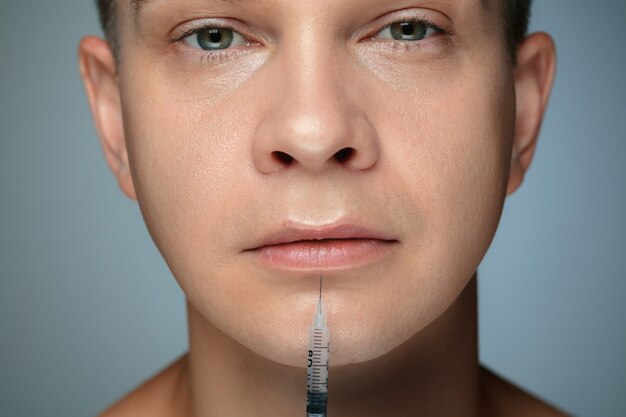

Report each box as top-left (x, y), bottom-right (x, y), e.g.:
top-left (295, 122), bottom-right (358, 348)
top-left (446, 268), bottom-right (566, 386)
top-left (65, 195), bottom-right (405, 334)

top-left (251, 43), bottom-right (380, 174)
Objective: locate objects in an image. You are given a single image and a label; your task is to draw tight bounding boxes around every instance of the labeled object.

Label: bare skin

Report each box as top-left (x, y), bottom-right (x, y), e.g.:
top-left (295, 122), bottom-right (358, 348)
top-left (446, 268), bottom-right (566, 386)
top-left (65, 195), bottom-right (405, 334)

top-left (97, 275), bottom-right (570, 417)
top-left (99, 362), bottom-right (568, 417)
top-left (78, 0), bottom-right (564, 416)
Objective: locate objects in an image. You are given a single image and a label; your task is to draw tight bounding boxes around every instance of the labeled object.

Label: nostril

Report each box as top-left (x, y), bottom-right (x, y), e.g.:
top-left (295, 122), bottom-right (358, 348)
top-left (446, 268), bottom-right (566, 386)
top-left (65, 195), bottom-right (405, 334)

top-left (335, 147), bottom-right (354, 162)
top-left (273, 151), bottom-right (294, 165)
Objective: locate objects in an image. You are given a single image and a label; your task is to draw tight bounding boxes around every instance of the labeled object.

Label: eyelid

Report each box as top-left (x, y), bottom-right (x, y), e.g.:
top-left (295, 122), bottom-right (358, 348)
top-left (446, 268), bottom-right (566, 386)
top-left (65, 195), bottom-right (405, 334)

top-left (357, 8), bottom-right (453, 41)
top-left (169, 17), bottom-right (267, 44)
top-left (171, 19), bottom-right (256, 44)
top-left (382, 18), bottom-right (448, 38)
top-left (373, 17), bottom-right (445, 41)
top-left (172, 20), bottom-right (264, 64)
top-left (181, 26), bottom-right (250, 50)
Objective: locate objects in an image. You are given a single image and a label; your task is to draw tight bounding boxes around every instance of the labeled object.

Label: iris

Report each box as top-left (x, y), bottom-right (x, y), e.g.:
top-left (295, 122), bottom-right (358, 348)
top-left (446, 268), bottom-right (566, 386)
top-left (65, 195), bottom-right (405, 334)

top-left (196, 28), bottom-right (235, 51)
top-left (389, 21), bottom-right (428, 41)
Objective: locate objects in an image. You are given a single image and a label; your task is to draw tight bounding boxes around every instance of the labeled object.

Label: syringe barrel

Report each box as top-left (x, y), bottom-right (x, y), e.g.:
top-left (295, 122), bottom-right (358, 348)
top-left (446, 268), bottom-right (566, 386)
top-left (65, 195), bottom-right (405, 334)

top-left (306, 325), bottom-right (329, 416)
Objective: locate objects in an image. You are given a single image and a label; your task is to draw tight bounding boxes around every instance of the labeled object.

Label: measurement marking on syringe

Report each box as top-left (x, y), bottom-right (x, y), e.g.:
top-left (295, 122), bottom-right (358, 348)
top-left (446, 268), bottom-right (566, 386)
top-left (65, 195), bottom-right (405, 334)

top-left (307, 275), bottom-right (329, 417)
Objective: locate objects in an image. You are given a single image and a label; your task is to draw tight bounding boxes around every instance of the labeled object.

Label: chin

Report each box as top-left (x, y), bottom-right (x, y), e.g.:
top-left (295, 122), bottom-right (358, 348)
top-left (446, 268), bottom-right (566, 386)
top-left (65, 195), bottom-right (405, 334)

top-left (236, 299), bottom-right (425, 369)
top-left (185, 259), bottom-right (463, 369)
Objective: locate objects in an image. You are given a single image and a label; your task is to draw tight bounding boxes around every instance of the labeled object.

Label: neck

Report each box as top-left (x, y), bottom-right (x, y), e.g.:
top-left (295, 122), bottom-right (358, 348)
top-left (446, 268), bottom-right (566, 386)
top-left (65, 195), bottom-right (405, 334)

top-left (182, 273), bottom-right (484, 417)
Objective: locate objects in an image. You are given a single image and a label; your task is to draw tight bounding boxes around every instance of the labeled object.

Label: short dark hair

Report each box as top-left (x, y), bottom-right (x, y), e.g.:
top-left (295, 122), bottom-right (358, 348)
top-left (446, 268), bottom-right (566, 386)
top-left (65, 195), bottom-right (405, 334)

top-left (96, 0), bottom-right (119, 59)
top-left (96, 0), bottom-right (532, 64)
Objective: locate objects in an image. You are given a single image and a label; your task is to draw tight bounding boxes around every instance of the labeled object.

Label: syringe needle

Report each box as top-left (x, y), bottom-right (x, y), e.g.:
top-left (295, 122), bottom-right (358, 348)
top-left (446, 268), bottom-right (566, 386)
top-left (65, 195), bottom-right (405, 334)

top-left (319, 274), bottom-right (323, 302)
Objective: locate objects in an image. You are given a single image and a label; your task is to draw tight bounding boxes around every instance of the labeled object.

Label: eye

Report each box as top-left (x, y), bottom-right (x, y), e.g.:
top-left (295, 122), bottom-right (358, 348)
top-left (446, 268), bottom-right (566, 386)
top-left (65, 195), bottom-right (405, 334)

top-left (373, 19), bottom-right (441, 42)
top-left (183, 25), bottom-right (250, 51)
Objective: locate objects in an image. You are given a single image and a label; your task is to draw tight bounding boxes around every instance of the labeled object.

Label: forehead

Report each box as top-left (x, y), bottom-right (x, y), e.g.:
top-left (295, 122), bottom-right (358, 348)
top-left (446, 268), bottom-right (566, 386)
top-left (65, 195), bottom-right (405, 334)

top-left (129, 0), bottom-right (492, 14)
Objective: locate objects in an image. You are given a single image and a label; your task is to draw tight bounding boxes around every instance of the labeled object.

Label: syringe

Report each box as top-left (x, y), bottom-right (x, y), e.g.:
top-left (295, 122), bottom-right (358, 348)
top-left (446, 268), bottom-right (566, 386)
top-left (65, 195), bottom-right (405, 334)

top-left (306, 275), bottom-right (330, 417)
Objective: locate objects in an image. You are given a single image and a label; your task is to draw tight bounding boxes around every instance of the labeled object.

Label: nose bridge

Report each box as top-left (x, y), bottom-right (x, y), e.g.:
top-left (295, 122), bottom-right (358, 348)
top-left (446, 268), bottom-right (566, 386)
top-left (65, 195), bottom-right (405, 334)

top-left (251, 21), bottom-right (380, 175)
top-left (280, 3), bottom-right (346, 98)
top-left (280, 26), bottom-right (349, 138)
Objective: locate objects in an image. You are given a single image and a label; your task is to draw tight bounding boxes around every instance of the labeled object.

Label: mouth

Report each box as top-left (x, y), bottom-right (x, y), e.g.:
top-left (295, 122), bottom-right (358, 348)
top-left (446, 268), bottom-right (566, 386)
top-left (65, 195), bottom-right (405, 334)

top-left (243, 223), bottom-right (399, 270)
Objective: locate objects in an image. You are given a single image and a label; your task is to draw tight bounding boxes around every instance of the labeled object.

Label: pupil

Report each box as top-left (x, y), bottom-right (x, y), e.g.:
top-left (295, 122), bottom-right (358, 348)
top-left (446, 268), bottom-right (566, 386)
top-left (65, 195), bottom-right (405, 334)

top-left (209, 31), bottom-right (221, 43)
top-left (401, 23), bottom-right (414, 35)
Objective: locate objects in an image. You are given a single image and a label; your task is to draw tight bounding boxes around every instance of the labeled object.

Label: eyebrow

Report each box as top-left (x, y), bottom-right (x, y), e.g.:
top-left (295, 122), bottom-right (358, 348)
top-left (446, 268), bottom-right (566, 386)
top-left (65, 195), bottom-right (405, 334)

top-left (131, 0), bottom-right (261, 13)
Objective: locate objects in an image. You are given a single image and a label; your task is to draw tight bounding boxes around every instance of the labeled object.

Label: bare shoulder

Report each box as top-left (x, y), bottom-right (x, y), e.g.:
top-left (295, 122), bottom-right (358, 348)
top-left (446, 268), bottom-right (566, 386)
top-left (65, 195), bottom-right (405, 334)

top-left (97, 353), bottom-right (190, 417)
top-left (480, 365), bottom-right (572, 417)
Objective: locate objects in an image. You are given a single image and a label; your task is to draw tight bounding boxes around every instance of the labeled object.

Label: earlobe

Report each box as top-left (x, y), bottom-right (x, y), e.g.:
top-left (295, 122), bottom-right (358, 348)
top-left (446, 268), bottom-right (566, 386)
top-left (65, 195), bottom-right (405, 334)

top-left (78, 36), bottom-right (137, 201)
top-left (506, 32), bottom-right (557, 196)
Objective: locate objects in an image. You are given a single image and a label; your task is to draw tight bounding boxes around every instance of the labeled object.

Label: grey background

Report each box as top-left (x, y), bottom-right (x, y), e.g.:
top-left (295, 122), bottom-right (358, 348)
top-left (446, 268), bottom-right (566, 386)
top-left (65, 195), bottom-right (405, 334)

top-left (1, 1), bottom-right (624, 416)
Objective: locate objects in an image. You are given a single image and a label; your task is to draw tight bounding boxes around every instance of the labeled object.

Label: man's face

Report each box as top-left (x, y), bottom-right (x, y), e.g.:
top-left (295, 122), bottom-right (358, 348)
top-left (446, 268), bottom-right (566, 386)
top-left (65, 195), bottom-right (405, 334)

top-left (114, 0), bottom-right (515, 366)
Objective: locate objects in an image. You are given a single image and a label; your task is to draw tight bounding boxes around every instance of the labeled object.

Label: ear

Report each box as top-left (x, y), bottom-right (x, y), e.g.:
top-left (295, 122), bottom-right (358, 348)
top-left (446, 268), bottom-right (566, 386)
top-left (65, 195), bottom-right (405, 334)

top-left (506, 32), bottom-right (557, 195)
top-left (78, 36), bottom-right (137, 200)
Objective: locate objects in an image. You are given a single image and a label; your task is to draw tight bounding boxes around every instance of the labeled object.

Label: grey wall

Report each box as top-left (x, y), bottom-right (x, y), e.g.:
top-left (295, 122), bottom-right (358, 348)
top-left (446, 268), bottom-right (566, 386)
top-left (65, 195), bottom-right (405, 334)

top-left (478, 2), bottom-right (626, 416)
top-left (0, 1), bottom-right (624, 416)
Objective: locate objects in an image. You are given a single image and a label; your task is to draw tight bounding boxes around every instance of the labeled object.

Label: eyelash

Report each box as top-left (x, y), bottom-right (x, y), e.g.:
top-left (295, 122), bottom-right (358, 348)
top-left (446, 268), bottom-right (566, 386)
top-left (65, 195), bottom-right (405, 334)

top-left (372, 16), bottom-right (451, 52)
top-left (174, 15), bottom-right (452, 63)
top-left (175, 22), bottom-right (246, 64)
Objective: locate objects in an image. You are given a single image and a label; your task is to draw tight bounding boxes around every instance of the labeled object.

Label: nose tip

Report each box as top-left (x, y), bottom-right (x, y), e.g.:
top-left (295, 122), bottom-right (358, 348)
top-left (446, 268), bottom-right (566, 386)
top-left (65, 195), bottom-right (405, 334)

top-left (271, 146), bottom-right (356, 170)
top-left (251, 95), bottom-right (381, 175)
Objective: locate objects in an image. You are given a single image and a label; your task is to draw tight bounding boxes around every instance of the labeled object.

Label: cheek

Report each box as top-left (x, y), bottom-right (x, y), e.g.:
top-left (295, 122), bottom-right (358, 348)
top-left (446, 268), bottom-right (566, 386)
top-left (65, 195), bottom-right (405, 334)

top-left (382, 65), bottom-right (515, 321)
top-left (430, 76), bottom-right (513, 278)
top-left (121, 78), bottom-right (253, 292)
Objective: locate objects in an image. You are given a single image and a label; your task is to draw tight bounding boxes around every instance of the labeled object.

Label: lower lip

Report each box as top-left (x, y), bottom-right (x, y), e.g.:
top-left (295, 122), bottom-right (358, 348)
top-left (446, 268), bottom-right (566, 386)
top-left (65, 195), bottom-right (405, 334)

top-left (248, 238), bottom-right (398, 270)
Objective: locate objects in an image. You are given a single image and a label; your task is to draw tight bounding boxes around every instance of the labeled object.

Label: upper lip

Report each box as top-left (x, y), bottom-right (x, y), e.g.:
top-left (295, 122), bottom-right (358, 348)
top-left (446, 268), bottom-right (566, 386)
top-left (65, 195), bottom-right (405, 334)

top-left (245, 223), bottom-right (397, 250)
